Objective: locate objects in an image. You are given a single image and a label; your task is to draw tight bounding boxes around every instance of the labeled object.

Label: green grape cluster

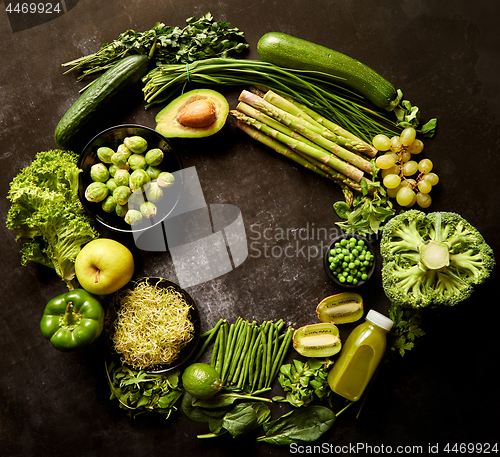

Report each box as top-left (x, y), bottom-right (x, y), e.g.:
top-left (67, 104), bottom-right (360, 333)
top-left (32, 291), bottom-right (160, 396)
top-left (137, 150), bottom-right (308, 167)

top-left (372, 127), bottom-right (439, 208)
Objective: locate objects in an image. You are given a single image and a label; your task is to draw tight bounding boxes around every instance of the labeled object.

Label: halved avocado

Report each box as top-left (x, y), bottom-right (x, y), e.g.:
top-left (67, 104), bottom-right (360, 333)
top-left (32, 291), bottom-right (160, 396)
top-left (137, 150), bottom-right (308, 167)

top-left (155, 89), bottom-right (229, 138)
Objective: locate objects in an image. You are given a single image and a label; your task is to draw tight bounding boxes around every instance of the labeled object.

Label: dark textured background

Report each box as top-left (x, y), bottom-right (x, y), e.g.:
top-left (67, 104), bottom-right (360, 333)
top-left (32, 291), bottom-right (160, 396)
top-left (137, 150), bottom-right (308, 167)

top-left (1, 1), bottom-right (499, 456)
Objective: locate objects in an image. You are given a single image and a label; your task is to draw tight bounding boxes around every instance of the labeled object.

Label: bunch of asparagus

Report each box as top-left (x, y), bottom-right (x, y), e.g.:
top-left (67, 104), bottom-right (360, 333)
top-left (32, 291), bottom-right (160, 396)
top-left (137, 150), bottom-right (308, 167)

top-left (231, 89), bottom-right (379, 200)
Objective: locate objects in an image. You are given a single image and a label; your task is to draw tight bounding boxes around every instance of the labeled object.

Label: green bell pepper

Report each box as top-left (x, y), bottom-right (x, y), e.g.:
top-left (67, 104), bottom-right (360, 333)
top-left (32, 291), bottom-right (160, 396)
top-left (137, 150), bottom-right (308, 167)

top-left (40, 289), bottom-right (104, 352)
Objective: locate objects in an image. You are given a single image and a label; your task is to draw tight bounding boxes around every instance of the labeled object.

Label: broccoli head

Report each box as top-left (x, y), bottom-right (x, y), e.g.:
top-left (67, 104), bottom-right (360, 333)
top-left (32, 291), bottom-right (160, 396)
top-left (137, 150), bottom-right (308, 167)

top-left (381, 210), bottom-right (495, 308)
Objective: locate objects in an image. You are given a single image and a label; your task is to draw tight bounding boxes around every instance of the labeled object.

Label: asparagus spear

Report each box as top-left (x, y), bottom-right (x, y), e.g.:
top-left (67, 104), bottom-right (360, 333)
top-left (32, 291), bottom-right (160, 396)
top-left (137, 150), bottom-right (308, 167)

top-left (237, 101), bottom-right (370, 181)
top-left (262, 90), bottom-right (378, 157)
top-left (289, 99), bottom-right (378, 157)
top-left (231, 109), bottom-right (364, 182)
top-left (237, 102), bottom-right (333, 154)
top-left (238, 91), bottom-right (373, 173)
top-left (235, 120), bottom-right (364, 193)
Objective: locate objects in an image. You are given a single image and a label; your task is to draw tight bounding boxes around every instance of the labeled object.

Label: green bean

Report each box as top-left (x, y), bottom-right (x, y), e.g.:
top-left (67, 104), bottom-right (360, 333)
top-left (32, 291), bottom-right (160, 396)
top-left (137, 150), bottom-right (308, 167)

top-left (227, 321), bottom-right (248, 384)
top-left (247, 326), bottom-right (263, 388)
top-left (265, 322), bottom-right (274, 384)
top-left (213, 322), bottom-right (228, 375)
top-left (252, 345), bottom-right (264, 392)
top-left (191, 318), bottom-right (224, 363)
top-left (258, 323), bottom-right (271, 390)
top-left (214, 321), bottom-right (228, 374)
top-left (233, 322), bottom-right (253, 385)
top-left (269, 326), bottom-right (294, 385)
top-left (210, 327), bottom-right (221, 368)
top-left (221, 318), bottom-right (240, 382)
top-left (238, 324), bottom-right (260, 389)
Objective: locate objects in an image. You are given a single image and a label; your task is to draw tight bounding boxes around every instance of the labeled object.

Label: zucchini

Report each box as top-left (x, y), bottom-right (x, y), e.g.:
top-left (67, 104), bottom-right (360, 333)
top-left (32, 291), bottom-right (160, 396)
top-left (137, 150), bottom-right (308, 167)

top-left (54, 55), bottom-right (149, 147)
top-left (257, 32), bottom-right (402, 111)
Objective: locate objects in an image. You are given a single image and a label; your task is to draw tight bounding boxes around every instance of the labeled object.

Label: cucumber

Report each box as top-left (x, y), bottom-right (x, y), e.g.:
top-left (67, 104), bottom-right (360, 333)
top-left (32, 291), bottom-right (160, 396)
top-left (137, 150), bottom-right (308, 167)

top-left (54, 55), bottom-right (149, 147)
top-left (257, 32), bottom-right (402, 111)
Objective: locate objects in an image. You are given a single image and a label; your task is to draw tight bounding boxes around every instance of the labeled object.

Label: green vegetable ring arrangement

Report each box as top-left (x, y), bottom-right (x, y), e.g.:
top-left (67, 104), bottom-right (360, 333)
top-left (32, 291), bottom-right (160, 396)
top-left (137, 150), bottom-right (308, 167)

top-left (40, 289), bottom-right (104, 351)
top-left (5, 9), bottom-right (497, 450)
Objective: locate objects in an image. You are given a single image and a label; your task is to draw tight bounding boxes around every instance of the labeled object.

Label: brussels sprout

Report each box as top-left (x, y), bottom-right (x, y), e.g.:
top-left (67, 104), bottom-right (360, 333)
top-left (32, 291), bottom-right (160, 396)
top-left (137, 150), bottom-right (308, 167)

top-left (129, 169), bottom-right (151, 193)
top-left (114, 168), bottom-right (130, 188)
top-left (117, 143), bottom-right (132, 158)
top-left (113, 185), bottom-right (132, 206)
top-left (145, 182), bottom-right (163, 203)
top-left (124, 136), bottom-right (148, 154)
top-left (128, 191), bottom-right (145, 210)
top-left (97, 146), bottom-right (114, 164)
top-left (115, 203), bottom-right (128, 218)
top-left (157, 171), bottom-right (175, 188)
top-left (128, 154), bottom-right (147, 171)
top-left (111, 152), bottom-right (129, 168)
top-left (106, 178), bottom-right (118, 193)
top-left (108, 164), bottom-right (118, 177)
top-left (124, 209), bottom-right (143, 226)
top-left (85, 182), bottom-right (108, 203)
top-left (90, 163), bottom-right (110, 183)
top-left (140, 202), bottom-right (157, 218)
top-left (116, 203), bottom-right (128, 218)
top-left (146, 165), bottom-right (162, 181)
top-left (101, 195), bottom-right (117, 213)
top-left (145, 148), bottom-right (164, 166)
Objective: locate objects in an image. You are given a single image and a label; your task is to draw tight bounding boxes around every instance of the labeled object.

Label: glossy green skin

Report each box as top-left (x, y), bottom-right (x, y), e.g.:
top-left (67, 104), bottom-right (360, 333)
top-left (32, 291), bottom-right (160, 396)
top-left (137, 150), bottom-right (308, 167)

top-left (40, 289), bottom-right (104, 352)
top-left (54, 55), bottom-right (149, 146)
top-left (257, 32), bottom-right (401, 111)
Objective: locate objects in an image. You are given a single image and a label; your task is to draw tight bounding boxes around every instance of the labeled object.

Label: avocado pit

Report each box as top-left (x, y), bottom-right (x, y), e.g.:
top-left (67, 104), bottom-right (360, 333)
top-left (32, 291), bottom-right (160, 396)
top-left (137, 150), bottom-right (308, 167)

top-left (177, 99), bottom-right (217, 128)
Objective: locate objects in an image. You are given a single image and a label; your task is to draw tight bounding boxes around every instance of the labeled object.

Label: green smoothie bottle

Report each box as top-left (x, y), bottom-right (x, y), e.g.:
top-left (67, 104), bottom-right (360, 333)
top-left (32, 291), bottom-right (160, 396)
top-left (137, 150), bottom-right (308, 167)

top-left (327, 309), bottom-right (393, 401)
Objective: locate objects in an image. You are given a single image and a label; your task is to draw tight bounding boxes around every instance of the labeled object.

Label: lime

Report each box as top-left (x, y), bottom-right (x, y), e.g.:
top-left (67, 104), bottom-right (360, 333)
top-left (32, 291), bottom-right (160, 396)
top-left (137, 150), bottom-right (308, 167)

top-left (181, 363), bottom-right (222, 399)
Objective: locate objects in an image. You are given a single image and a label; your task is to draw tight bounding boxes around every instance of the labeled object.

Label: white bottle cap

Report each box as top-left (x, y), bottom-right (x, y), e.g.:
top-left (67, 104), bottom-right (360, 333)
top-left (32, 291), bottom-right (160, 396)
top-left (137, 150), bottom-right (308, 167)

top-left (366, 309), bottom-right (394, 331)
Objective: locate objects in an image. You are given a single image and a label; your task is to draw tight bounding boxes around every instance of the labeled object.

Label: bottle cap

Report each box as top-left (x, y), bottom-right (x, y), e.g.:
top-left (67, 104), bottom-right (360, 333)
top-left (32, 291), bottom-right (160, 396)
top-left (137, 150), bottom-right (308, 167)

top-left (366, 309), bottom-right (394, 331)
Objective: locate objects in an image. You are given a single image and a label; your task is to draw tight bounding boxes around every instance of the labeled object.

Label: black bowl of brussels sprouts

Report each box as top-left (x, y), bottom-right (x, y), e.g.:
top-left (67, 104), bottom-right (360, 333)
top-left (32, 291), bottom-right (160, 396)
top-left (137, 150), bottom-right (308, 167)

top-left (78, 125), bottom-right (183, 234)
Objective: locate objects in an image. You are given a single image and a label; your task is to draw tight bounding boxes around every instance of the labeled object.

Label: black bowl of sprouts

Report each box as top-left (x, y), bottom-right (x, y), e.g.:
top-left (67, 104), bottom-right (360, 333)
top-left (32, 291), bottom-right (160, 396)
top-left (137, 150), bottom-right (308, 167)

top-left (105, 277), bottom-right (201, 374)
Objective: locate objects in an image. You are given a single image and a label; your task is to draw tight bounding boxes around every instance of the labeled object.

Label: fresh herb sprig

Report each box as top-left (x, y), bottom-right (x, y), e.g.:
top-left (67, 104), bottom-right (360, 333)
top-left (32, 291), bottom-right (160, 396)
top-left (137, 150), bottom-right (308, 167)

top-left (62, 13), bottom-right (248, 80)
top-left (333, 186), bottom-right (396, 237)
top-left (395, 99), bottom-right (437, 138)
top-left (388, 304), bottom-right (426, 357)
top-left (273, 358), bottom-right (334, 408)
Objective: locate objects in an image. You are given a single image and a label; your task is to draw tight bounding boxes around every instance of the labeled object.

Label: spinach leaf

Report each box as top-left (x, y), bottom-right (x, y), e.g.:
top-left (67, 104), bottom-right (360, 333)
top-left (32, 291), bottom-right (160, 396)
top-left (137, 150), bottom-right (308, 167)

top-left (181, 392), bottom-right (212, 423)
top-left (333, 201), bottom-right (351, 219)
top-left (257, 406), bottom-right (336, 445)
top-left (198, 401), bottom-right (271, 439)
top-left (222, 403), bottom-right (259, 437)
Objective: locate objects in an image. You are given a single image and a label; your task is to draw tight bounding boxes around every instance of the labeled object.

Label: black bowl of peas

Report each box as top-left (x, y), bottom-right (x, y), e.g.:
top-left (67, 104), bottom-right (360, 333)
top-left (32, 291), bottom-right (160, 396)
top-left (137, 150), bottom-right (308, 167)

top-left (323, 234), bottom-right (376, 288)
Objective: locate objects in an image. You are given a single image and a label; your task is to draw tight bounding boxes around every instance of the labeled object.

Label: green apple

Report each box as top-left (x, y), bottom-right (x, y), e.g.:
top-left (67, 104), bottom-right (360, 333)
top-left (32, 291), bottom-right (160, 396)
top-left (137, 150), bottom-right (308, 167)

top-left (75, 238), bottom-right (134, 295)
